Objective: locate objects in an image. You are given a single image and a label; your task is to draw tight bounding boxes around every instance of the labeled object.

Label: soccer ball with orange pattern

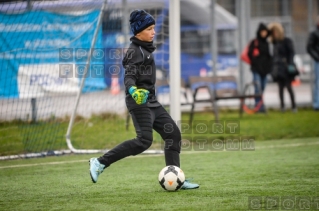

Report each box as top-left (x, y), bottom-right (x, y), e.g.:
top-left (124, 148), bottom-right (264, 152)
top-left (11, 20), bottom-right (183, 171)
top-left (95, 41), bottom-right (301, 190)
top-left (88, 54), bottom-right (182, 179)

top-left (158, 165), bottom-right (185, 191)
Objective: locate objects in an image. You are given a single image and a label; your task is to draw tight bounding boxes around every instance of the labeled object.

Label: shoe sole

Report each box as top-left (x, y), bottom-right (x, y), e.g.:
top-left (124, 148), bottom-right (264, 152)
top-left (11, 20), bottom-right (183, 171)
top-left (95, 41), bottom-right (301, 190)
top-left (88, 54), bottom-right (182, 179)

top-left (181, 187), bottom-right (199, 190)
top-left (89, 160), bottom-right (97, 183)
top-left (181, 186), bottom-right (199, 190)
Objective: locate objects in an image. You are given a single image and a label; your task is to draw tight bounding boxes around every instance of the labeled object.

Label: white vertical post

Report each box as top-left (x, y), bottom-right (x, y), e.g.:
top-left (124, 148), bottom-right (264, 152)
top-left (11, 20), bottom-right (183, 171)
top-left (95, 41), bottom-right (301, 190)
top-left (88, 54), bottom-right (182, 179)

top-left (210, 0), bottom-right (217, 77)
top-left (122, 0), bottom-right (129, 45)
top-left (65, 0), bottom-right (107, 153)
top-left (308, 0), bottom-right (314, 106)
top-left (246, 0), bottom-right (251, 84)
top-left (246, 0), bottom-right (251, 40)
top-left (210, 0), bottom-right (219, 120)
top-left (236, 0), bottom-right (249, 92)
top-left (169, 0), bottom-right (181, 122)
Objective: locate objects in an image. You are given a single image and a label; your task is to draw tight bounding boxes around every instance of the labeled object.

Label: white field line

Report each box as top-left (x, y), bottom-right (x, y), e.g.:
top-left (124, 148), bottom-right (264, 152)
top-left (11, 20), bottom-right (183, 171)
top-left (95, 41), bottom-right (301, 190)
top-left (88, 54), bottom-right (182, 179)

top-left (1, 141), bottom-right (319, 169)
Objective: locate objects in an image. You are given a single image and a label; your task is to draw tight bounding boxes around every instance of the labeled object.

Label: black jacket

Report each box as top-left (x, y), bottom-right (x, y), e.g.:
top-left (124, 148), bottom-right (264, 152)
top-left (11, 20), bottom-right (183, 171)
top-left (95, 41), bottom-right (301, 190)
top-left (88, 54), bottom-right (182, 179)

top-left (123, 36), bottom-right (160, 111)
top-left (272, 37), bottom-right (295, 81)
top-left (248, 23), bottom-right (272, 77)
top-left (307, 26), bottom-right (319, 62)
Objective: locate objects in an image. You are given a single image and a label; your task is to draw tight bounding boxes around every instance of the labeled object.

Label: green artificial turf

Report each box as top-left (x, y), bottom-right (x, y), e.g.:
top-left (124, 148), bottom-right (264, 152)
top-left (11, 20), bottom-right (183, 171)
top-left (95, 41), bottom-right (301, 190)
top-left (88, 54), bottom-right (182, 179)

top-left (0, 138), bottom-right (318, 211)
top-left (1, 108), bottom-right (319, 156)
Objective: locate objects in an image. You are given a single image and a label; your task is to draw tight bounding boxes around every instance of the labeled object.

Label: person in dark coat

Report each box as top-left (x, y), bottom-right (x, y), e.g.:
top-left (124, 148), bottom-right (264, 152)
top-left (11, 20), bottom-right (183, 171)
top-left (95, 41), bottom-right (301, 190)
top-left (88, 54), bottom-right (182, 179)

top-left (248, 23), bottom-right (272, 112)
top-left (269, 22), bottom-right (297, 112)
top-left (306, 16), bottom-right (319, 111)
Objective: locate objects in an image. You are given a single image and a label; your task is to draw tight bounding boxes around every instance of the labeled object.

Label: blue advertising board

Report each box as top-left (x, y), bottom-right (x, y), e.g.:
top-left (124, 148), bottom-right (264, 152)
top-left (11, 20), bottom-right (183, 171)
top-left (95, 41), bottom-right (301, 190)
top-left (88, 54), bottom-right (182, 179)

top-left (0, 10), bottom-right (105, 98)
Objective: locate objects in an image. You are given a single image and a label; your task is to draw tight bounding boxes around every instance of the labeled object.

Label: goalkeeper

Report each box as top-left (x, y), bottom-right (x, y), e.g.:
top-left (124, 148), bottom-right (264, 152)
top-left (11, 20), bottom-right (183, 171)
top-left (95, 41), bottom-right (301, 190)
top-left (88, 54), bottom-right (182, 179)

top-left (89, 9), bottom-right (199, 189)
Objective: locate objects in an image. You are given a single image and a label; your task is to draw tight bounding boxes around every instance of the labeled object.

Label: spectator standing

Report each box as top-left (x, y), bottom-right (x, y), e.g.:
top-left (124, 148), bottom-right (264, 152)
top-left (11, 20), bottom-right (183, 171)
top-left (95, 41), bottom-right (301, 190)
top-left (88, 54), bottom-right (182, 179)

top-left (248, 23), bottom-right (272, 113)
top-left (269, 22), bottom-right (298, 113)
top-left (306, 16), bottom-right (319, 111)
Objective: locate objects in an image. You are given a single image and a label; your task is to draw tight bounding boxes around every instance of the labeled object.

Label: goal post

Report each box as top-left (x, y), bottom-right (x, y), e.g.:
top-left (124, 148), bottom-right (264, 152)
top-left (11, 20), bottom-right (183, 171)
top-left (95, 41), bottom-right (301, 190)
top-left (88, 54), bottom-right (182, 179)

top-left (169, 0), bottom-right (181, 123)
top-left (0, 0), bottom-right (111, 159)
top-left (65, 0), bottom-right (108, 154)
top-left (65, 0), bottom-right (166, 155)
top-left (0, 0), bottom-right (172, 160)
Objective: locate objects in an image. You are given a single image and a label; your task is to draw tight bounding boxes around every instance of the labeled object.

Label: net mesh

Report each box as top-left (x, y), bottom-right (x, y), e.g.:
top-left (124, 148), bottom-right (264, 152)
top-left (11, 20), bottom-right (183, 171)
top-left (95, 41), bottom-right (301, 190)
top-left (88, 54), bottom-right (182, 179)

top-left (0, 0), bottom-right (170, 158)
top-left (1, 0), bottom-right (314, 159)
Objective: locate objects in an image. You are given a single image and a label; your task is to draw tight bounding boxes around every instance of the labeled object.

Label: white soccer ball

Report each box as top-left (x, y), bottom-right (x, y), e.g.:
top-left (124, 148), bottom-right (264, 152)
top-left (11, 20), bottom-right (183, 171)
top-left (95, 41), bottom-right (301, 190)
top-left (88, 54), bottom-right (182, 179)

top-left (158, 165), bottom-right (185, 191)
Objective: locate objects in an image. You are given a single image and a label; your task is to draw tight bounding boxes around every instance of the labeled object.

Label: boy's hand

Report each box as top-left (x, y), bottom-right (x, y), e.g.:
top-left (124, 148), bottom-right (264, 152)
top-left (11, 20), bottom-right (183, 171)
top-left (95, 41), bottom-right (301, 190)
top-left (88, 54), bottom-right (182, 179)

top-left (129, 86), bottom-right (149, 105)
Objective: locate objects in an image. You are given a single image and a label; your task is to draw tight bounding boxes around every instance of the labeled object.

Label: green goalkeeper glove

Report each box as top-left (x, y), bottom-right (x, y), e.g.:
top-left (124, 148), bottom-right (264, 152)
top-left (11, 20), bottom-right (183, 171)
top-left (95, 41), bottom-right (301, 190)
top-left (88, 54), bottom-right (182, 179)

top-left (129, 86), bottom-right (149, 105)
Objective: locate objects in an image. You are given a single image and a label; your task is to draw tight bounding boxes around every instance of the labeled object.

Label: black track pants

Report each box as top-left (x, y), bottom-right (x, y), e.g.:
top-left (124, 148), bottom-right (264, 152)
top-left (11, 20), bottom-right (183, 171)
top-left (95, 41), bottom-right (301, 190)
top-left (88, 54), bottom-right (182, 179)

top-left (98, 106), bottom-right (181, 167)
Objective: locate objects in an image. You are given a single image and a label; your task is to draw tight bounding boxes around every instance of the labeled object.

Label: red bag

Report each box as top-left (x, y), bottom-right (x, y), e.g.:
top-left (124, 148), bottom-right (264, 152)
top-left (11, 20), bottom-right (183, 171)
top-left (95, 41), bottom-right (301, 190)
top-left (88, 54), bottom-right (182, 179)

top-left (240, 45), bottom-right (251, 64)
top-left (240, 40), bottom-right (259, 64)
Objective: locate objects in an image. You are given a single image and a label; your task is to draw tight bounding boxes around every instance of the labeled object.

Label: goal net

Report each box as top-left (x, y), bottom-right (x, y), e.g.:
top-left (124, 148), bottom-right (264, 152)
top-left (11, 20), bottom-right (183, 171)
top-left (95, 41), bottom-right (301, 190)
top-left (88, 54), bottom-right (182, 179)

top-left (0, 0), bottom-right (169, 159)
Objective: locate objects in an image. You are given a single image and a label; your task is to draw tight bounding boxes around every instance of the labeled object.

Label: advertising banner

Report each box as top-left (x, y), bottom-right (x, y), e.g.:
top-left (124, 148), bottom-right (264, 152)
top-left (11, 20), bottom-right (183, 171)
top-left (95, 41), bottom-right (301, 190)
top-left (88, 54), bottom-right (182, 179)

top-left (0, 10), bottom-right (105, 98)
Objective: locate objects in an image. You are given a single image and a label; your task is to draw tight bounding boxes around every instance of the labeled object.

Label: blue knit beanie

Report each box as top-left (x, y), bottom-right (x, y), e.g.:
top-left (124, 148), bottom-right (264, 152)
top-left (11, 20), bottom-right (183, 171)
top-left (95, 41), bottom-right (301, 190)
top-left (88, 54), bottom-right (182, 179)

top-left (130, 10), bottom-right (155, 35)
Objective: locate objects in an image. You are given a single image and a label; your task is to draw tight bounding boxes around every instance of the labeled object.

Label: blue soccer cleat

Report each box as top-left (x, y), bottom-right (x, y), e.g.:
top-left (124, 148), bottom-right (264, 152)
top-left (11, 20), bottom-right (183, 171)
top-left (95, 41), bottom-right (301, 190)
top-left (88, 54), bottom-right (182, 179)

top-left (181, 179), bottom-right (199, 190)
top-left (89, 158), bottom-right (105, 183)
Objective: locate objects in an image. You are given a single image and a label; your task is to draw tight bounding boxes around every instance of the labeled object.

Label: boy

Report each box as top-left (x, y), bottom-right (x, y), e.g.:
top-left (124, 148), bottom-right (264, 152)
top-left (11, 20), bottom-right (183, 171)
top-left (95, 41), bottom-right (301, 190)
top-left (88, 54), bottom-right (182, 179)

top-left (89, 9), bottom-right (199, 190)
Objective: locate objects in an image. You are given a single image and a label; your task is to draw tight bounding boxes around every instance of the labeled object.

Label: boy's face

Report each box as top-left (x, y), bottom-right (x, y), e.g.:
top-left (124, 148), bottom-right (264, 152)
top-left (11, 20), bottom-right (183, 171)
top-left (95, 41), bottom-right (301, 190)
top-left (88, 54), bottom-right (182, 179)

top-left (136, 24), bottom-right (155, 42)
